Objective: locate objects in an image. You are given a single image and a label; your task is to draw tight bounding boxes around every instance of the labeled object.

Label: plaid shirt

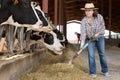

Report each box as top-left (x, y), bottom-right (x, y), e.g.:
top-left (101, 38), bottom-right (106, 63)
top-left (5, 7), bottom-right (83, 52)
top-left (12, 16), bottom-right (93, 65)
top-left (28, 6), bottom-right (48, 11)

top-left (80, 14), bottom-right (105, 42)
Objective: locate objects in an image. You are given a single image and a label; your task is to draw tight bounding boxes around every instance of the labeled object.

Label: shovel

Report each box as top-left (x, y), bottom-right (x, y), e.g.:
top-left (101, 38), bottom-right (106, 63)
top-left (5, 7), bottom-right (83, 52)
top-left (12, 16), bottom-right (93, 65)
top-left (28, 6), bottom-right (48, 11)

top-left (68, 37), bottom-right (96, 65)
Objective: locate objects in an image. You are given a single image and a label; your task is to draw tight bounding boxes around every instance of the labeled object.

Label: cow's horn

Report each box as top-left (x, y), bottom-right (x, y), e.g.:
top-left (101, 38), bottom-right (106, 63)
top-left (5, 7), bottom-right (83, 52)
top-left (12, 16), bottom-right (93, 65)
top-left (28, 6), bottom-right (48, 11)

top-left (14, 0), bottom-right (19, 5)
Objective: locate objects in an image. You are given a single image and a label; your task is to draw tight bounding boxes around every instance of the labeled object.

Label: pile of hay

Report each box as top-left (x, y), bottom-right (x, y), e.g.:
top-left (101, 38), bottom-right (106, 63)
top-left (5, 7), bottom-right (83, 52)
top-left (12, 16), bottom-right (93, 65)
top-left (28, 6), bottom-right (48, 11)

top-left (18, 44), bottom-right (98, 80)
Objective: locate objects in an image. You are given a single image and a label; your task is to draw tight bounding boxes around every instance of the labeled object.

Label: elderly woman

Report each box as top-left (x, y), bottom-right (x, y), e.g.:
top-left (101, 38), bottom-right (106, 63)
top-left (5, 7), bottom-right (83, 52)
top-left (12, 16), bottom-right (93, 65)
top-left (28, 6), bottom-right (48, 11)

top-left (80, 3), bottom-right (109, 77)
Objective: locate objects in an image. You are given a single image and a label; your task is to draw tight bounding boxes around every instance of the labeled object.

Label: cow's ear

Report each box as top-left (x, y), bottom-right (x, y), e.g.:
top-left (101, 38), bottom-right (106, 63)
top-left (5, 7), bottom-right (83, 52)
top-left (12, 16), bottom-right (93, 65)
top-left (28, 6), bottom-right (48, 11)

top-left (13, 0), bottom-right (19, 5)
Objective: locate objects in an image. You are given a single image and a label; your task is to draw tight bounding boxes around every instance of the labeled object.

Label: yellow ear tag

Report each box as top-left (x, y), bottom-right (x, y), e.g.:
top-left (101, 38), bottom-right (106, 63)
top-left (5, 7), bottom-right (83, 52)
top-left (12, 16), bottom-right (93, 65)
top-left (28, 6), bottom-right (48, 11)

top-left (14, 0), bottom-right (19, 5)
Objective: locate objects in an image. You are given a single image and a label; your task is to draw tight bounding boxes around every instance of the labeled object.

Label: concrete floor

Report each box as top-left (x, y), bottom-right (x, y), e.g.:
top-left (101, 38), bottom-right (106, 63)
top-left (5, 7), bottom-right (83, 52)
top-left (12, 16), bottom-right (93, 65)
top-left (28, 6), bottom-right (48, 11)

top-left (80, 47), bottom-right (120, 80)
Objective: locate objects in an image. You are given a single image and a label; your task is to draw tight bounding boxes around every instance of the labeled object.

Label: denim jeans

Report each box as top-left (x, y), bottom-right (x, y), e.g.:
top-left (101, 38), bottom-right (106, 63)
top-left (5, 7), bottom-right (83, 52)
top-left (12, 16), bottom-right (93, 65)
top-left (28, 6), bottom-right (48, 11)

top-left (85, 36), bottom-right (108, 74)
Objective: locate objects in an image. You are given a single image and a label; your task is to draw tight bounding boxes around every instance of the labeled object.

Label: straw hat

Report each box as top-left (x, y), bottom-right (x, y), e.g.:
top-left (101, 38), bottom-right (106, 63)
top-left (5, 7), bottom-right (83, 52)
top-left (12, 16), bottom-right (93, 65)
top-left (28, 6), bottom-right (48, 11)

top-left (81, 3), bottom-right (98, 10)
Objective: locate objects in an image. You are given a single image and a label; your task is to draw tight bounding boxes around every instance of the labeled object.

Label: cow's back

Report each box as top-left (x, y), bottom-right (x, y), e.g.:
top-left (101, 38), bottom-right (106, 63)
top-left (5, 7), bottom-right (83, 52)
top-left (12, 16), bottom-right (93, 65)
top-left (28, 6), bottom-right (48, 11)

top-left (9, 4), bottom-right (38, 24)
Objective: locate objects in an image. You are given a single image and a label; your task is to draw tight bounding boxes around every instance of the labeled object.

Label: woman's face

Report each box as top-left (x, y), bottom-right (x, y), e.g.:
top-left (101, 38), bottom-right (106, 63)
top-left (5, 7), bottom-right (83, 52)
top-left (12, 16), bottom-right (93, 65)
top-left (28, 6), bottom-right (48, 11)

top-left (85, 9), bottom-right (94, 18)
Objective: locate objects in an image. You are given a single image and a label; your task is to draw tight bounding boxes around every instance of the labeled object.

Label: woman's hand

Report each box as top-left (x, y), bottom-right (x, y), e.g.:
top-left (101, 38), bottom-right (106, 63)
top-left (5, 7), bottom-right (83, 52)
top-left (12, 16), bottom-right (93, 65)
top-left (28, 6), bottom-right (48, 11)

top-left (95, 33), bottom-right (99, 38)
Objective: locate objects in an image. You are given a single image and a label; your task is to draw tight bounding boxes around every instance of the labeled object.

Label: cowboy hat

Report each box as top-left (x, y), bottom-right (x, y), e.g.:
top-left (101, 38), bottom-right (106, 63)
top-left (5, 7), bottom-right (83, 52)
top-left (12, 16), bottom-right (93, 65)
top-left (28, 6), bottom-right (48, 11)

top-left (81, 3), bottom-right (98, 10)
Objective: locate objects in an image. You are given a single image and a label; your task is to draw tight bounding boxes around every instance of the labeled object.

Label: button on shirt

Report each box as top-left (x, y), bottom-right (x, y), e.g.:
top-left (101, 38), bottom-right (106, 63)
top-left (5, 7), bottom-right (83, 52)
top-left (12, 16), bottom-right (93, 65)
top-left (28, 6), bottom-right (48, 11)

top-left (80, 14), bottom-right (105, 42)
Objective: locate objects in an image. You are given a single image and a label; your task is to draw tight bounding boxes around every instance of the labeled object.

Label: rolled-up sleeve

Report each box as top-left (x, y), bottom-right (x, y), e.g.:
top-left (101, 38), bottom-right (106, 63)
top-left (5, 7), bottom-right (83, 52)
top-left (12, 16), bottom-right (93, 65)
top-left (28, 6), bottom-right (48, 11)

top-left (98, 14), bottom-right (105, 35)
top-left (80, 18), bottom-right (86, 44)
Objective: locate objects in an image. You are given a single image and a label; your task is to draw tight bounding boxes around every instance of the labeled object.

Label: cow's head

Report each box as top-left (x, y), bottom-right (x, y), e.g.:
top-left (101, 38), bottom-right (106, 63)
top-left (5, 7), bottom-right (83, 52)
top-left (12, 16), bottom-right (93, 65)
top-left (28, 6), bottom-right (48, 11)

top-left (29, 28), bottom-right (67, 55)
top-left (31, 1), bottom-right (48, 26)
top-left (30, 1), bottom-right (52, 32)
top-left (52, 29), bottom-right (68, 47)
top-left (39, 31), bottom-right (65, 55)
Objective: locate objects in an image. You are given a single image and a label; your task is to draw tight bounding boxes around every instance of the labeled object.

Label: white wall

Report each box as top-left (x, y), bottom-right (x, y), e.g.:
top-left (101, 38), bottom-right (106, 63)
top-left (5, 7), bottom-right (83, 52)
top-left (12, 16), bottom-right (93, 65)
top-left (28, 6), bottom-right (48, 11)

top-left (67, 23), bottom-right (81, 41)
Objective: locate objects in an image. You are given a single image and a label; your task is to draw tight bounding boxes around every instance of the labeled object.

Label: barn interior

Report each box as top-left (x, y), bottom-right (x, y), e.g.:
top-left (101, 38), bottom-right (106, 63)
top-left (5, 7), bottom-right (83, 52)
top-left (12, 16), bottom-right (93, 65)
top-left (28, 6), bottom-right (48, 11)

top-left (34, 0), bottom-right (120, 34)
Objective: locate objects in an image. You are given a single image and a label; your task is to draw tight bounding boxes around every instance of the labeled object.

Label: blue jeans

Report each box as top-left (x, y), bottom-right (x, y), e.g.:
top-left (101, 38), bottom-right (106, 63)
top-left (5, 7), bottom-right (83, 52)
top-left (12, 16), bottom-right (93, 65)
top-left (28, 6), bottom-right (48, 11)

top-left (85, 36), bottom-right (108, 74)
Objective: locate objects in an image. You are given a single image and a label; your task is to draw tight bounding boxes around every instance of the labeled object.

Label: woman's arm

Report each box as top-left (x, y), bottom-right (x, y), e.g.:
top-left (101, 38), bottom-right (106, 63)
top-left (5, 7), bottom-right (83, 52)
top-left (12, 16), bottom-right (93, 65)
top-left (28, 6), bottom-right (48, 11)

top-left (98, 14), bottom-right (105, 35)
top-left (80, 18), bottom-right (86, 48)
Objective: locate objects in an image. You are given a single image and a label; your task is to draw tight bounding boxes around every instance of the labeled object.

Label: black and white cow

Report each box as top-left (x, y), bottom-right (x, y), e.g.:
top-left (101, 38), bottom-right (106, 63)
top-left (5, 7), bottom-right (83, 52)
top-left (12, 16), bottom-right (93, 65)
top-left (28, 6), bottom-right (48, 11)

top-left (0, 1), bottom-right (67, 55)
top-left (23, 2), bottom-right (67, 55)
top-left (25, 28), bottom-right (67, 55)
top-left (0, 0), bottom-right (52, 53)
top-left (0, 0), bottom-right (51, 31)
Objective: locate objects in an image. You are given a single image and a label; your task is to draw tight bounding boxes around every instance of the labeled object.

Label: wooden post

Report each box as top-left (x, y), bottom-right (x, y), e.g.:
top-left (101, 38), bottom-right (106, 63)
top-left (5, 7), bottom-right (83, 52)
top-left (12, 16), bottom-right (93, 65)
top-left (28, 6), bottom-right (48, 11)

top-left (42, 0), bottom-right (48, 13)
top-left (101, 0), bottom-right (104, 15)
top-left (62, 0), bottom-right (67, 36)
top-left (58, 0), bottom-right (65, 33)
top-left (54, 0), bottom-right (58, 26)
top-left (109, 0), bottom-right (112, 39)
top-left (59, 0), bottom-right (62, 31)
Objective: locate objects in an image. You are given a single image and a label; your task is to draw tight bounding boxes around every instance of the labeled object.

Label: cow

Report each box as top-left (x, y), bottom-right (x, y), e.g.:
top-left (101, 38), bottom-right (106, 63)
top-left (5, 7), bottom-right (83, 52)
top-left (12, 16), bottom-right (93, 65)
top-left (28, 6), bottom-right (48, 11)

top-left (25, 28), bottom-right (67, 55)
top-left (0, 0), bottom-right (52, 53)
top-left (0, 0), bottom-right (51, 31)
top-left (0, 1), bottom-right (67, 55)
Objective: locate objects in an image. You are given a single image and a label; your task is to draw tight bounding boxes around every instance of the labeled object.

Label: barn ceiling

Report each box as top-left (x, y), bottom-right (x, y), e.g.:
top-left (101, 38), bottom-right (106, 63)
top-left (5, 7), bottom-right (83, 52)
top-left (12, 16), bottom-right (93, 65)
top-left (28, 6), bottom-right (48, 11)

top-left (36, 0), bottom-right (120, 33)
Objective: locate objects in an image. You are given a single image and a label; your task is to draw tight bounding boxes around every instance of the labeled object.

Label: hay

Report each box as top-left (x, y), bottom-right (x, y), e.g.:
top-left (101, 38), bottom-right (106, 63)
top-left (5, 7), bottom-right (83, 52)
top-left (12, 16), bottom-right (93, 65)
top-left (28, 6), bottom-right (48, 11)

top-left (18, 44), bottom-right (98, 80)
top-left (106, 45), bottom-right (120, 51)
